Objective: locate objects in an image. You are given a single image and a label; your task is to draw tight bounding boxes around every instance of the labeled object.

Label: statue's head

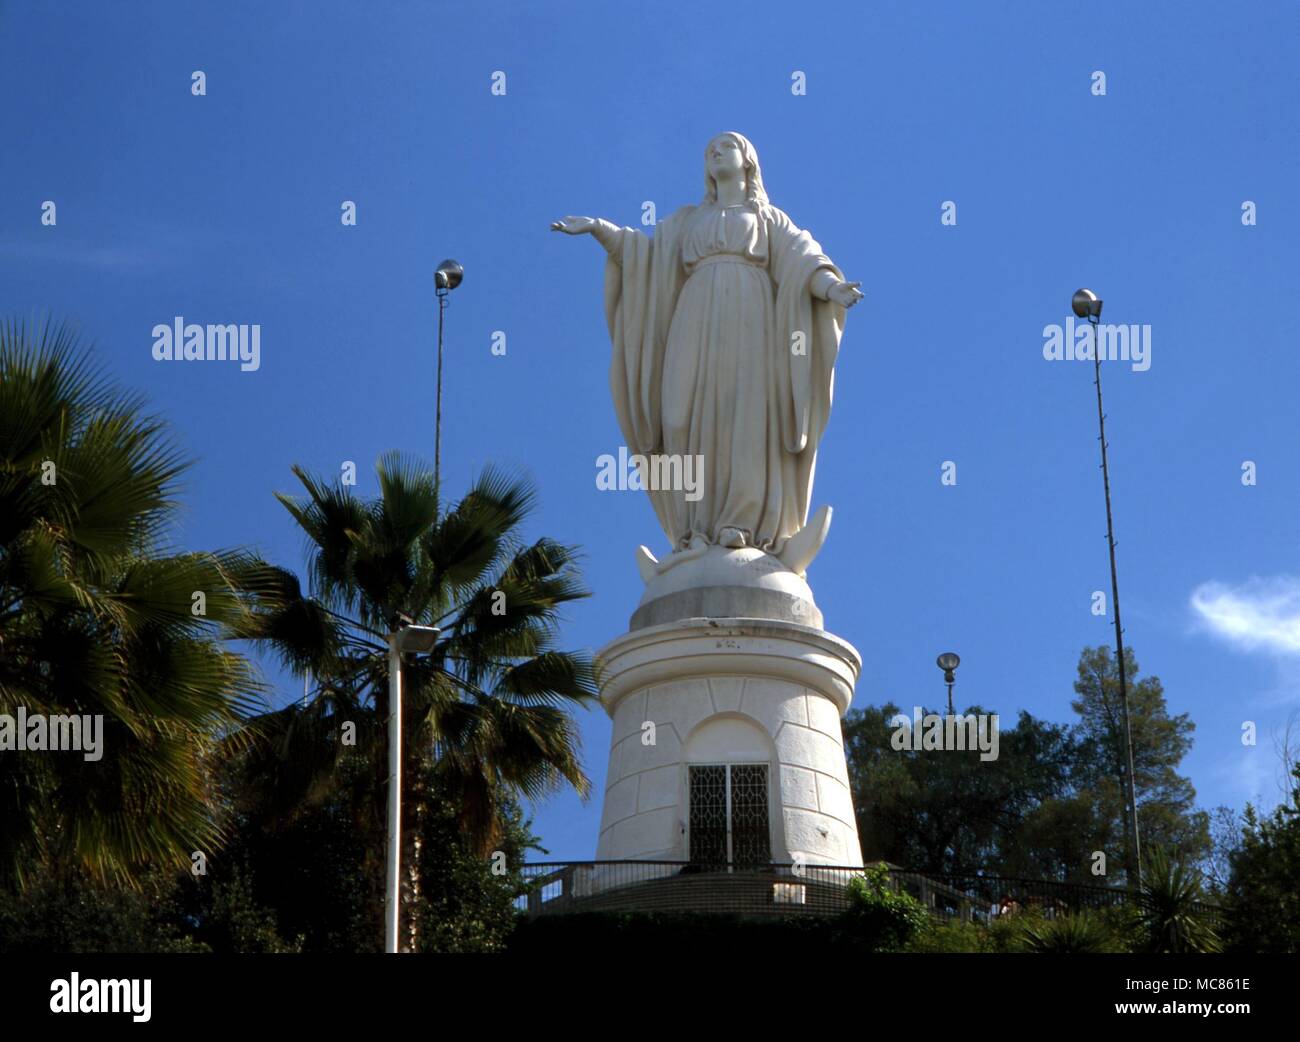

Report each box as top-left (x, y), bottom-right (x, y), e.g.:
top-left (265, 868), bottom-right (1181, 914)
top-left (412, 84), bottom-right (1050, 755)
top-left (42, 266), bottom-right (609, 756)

top-left (702, 131), bottom-right (770, 214)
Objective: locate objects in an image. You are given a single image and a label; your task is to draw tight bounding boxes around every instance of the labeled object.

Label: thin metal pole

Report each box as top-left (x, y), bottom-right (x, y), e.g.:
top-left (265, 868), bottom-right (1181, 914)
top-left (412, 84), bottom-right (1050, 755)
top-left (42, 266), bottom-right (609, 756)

top-left (434, 289), bottom-right (447, 501)
top-left (1089, 314), bottom-right (1142, 889)
top-left (385, 637), bottom-right (402, 953)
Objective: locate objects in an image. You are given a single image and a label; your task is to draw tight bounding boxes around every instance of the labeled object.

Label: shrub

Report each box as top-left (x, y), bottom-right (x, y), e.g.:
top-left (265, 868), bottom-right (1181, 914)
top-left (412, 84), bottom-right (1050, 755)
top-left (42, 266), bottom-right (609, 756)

top-left (1019, 911), bottom-right (1126, 953)
top-left (507, 911), bottom-right (859, 955)
top-left (841, 864), bottom-right (929, 952)
top-left (1135, 846), bottom-right (1222, 953)
top-left (906, 917), bottom-right (988, 953)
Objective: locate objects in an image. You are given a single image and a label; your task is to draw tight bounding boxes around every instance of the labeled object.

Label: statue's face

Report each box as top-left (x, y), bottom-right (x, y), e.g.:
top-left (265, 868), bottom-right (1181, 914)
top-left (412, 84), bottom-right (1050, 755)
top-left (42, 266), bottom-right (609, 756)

top-left (707, 135), bottom-right (746, 180)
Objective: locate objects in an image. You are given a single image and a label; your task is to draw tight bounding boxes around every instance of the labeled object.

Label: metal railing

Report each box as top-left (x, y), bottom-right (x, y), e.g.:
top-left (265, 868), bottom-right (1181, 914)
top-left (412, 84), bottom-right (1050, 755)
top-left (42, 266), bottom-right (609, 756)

top-left (517, 861), bottom-right (1224, 925)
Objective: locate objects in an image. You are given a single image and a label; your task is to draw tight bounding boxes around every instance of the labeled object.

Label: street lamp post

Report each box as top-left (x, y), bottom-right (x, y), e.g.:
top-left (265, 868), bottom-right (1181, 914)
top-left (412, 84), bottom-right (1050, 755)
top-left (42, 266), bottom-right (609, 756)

top-left (936, 652), bottom-right (960, 715)
top-left (1073, 288), bottom-right (1142, 890)
top-left (385, 620), bottom-right (440, 954)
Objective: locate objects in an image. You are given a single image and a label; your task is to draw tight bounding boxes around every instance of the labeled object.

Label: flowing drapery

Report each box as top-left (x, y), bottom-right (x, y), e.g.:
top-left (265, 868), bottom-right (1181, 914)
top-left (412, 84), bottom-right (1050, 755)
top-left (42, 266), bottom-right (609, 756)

top-left (603, 203), bottom-right (845, 555)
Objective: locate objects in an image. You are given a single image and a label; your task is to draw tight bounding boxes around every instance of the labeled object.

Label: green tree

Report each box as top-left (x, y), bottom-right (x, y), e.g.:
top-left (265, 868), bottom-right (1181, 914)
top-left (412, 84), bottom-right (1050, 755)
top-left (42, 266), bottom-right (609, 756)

top-left (410, 793), bottom-right (537, 953)
top-left (190, 861), bottom-right (303, 953)
top-left (235, 456), bottom-right (596, 950)
top-left (0, 320), bottom-right (261, 889)
top-left (1202, 804), bottom-right (1244, 896)
top-left (845, 647), bottom-right (1211, 887)
top-left (1001, 791), bottom-right (1109, 884)
top-left (1070, 646), bottom-right (1211, 882)
top-left (844, 704), bottom-right (1075, 876)
top-left (1222, 765), bottom-right (1300, 953)
top-left (0, 864), bottom-right (207, 953)
top-left (189, 746), bottom-right (535, 952)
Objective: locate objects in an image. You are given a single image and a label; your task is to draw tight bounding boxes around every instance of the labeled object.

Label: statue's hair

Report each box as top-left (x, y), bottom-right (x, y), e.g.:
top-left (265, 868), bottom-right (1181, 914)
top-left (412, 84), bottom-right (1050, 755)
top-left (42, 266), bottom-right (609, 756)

top-left (702, 131), bottom-right (772, 220)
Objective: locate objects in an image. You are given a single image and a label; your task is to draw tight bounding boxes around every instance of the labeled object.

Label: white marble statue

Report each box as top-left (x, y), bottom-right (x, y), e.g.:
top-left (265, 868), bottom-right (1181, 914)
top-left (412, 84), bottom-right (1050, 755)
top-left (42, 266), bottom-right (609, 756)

top-left (553, 131), bottom-right (862, 582)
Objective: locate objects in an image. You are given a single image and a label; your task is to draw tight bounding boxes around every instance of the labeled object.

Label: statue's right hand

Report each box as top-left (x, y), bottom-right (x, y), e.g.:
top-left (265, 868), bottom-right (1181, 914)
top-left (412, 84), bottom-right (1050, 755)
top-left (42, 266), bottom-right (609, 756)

top-left (550, 215), bottom-right (596, 235)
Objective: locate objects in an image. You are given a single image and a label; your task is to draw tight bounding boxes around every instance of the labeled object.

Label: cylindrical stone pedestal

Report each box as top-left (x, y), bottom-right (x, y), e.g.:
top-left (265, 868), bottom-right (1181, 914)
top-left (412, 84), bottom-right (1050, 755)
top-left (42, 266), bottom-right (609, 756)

top-left (594, 617), bottom-right (864, 868)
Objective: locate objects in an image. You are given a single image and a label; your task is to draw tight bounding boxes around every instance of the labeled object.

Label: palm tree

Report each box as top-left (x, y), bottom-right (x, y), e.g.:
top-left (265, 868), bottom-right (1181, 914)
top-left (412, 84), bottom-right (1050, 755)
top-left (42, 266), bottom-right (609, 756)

top-left (0, 320), bottom-right (262, 889)
top-left (236, 453), bottom-right (597, 950)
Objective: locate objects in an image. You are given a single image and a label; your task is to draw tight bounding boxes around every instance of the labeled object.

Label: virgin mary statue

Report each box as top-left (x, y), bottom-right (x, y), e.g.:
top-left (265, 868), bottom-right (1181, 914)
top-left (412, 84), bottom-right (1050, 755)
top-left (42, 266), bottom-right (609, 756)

top-left (553, 131), bottom-right (862, 580)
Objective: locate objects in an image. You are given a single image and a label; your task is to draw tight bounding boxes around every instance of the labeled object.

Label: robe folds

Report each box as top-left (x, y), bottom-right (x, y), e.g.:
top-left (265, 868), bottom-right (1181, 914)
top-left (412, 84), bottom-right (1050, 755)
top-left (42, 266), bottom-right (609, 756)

top-left (602, 203), bottom-right (846, 555)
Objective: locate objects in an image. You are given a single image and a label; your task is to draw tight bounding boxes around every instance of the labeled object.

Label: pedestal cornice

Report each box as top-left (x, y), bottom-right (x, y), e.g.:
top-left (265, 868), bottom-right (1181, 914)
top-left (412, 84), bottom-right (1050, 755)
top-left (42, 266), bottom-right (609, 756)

top-left (596, 617), bottom-right (862, 717)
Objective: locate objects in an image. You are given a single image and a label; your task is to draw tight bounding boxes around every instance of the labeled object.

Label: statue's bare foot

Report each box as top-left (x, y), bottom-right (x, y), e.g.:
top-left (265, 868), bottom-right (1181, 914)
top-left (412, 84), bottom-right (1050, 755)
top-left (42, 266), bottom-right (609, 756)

top-left (718, 527), bottom-right (748, 549)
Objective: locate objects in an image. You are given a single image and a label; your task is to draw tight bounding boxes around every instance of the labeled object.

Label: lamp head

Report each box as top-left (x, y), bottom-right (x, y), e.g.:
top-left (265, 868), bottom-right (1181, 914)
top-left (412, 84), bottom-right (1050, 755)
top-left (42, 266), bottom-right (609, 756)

top-left (435, 259), bottom-right (464, 291)
top-left (936, 651), bottom-right (960, 684)
top-left (394, 624), bottom-right (441, 654)
top-left (1072, 288), bottom-right (1102, 319)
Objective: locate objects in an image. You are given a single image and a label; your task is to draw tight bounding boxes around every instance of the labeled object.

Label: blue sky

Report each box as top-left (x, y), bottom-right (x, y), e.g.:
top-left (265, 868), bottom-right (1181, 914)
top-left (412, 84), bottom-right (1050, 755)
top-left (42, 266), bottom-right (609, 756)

top-left (4, 0), bottom-right (1299, 861)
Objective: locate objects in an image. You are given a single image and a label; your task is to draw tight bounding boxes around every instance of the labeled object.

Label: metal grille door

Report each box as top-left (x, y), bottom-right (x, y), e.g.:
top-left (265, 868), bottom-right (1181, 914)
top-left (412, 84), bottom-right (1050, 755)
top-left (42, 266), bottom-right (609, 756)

top-left (689, 763), bottom-right (770, 867)
top-left (729, 764), bottom-right (771, 867)
top-left (688, 765), bottom-right (728, 867)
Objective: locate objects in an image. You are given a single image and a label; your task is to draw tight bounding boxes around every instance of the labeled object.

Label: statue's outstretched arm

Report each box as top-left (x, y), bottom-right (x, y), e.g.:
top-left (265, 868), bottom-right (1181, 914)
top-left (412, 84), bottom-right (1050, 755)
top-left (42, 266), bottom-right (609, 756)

top-left (551, 216), bottom-right (629, 260)
top-left (810, 267), bottom-right (864, 307)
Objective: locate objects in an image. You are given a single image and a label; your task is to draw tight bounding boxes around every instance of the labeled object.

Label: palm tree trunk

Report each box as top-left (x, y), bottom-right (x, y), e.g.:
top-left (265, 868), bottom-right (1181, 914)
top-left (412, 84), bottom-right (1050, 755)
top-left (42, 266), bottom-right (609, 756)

top-left (400, 725), bottom-right (425, 953)
top-left (404, 798), bottom-right (423, 952)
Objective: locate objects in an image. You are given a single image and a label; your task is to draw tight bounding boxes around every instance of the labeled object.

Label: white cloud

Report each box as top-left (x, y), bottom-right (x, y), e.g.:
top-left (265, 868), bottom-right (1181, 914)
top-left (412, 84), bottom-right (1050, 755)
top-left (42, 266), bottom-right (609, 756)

top-left (1215, 750), bottom-right (1273, 810)
top-left (1190, 576), bottom-right (1300, 655)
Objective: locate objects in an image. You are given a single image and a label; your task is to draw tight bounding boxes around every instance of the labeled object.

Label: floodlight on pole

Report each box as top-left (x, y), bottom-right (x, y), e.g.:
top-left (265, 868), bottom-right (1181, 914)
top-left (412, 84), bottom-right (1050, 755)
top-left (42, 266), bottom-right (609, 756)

top-left (1073, 286), bottom-right (1142, 890)
top-left (1071, 287), bottom-right (1103, 320)
top-left (385, 621), bottom-right (440, 953)
top-left (936, 652), bottom-right (960, 716)
top-left (433, 259), bottom-right (463, 504)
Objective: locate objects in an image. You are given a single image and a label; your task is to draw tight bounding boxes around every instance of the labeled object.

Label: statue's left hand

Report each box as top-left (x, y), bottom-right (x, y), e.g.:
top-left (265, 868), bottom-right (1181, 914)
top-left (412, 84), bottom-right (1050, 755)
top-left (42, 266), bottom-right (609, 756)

top-left (828, 281), bottom-right (864, 308)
